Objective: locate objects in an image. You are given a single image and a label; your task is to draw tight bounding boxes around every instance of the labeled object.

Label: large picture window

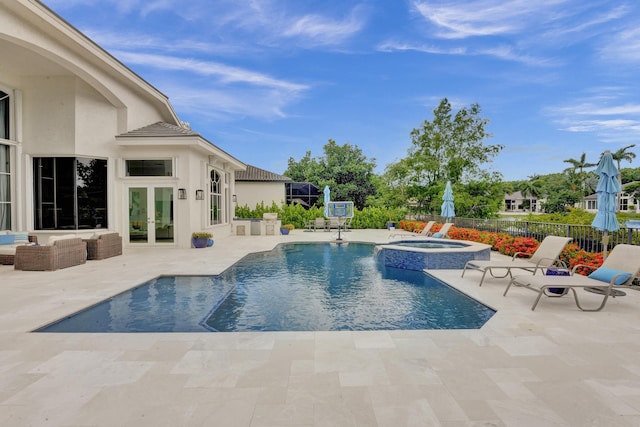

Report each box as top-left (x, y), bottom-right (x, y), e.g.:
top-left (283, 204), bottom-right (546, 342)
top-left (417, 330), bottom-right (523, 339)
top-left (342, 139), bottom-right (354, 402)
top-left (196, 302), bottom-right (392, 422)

top-left (33, 157), bottom-right (108, 230)
top-left (0, 145), bottom-right (10, 230)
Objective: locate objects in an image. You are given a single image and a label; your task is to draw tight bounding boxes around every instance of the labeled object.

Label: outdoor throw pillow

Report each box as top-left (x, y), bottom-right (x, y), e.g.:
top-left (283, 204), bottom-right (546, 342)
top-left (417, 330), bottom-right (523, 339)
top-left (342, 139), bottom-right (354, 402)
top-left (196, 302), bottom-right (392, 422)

top-left (0, 234), bottom-right (15, 245)
top-left (432, 232), bottom-right (444, 238)
top-left (588, 267), bottom-right (632, 285)
top-left (12, 232), bottom-right (29, 244)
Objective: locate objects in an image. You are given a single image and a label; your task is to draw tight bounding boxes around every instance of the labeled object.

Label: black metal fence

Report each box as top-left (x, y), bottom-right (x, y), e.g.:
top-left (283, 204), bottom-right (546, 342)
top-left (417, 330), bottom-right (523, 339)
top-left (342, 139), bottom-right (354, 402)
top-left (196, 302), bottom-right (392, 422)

top-left (411, 215), bottom-right (640, 252)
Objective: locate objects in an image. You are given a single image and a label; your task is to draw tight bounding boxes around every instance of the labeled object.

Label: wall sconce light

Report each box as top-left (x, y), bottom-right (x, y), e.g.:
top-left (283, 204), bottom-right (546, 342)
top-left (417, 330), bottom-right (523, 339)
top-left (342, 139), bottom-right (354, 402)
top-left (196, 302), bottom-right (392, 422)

top-left (178, 188), bottom-right (187, 200)
top-left (195, 189), bottom-right (204, 200)
top-left (232, 194), bottom-right (237, 203)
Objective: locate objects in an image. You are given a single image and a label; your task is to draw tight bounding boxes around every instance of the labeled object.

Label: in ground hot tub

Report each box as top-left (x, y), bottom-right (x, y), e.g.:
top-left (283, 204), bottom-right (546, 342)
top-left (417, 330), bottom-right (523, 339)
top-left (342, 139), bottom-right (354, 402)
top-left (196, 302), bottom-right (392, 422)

top-left (375, 239), bottom-right (491, 270)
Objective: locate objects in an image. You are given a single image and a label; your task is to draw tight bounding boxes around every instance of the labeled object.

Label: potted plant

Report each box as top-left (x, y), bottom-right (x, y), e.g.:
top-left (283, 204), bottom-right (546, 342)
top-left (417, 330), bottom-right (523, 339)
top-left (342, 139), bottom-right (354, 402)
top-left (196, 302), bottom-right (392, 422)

top-left (280, 224), bottom-right (295, 235)
top-left (192, 231), bottom-right (213, 248)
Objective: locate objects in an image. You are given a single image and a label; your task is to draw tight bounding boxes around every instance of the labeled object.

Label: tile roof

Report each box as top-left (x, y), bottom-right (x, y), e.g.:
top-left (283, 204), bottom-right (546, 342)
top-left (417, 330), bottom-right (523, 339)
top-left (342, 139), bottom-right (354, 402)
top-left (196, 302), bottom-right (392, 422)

top-left (118, 122), bottom-right (200, 137)
top-left (235, 165), bottom-right (291, 182)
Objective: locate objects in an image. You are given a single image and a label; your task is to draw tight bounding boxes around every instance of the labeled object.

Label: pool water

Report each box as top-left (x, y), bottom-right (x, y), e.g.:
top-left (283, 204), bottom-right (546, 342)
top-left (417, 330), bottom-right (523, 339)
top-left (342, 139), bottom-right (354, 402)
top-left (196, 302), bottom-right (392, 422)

top-left (36, 243), bottom-right (495, 333)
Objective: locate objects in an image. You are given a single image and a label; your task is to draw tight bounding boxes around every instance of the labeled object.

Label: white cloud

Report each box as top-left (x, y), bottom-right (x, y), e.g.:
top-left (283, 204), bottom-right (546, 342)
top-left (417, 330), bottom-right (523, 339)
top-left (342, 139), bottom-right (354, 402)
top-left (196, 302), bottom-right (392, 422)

top-left (412, 0), bottom-right (565, 40)
top-left (599, 26), bottom-right (640, 64)
top-left (112, 51), bottom-right (308, 92)
top-left (165, 84), bottom-right (296, 121)
top-left (548, 90), bottom-right (640, 144)
top-left (377, 40), bottom-right (553, 66)
top-left (281, 8), bottom-right (366, 47)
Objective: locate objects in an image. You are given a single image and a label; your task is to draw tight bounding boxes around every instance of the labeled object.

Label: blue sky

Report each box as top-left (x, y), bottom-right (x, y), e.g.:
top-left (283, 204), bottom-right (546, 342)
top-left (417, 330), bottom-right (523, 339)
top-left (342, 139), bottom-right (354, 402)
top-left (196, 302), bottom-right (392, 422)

top-left (45, 0), bottom-right (640, 181)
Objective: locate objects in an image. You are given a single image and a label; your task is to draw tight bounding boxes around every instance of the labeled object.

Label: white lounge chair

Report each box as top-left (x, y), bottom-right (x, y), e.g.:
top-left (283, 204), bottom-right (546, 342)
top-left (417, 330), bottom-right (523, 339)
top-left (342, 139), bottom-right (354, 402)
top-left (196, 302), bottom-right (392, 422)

top-left (431, 222), bottom-right (453, 239)
top-left (461, 235), bottom-right (572, 286)
top-left (389, 221), bottom-right (435, 239)
top-left (504, 244), bottom-right (640, 311)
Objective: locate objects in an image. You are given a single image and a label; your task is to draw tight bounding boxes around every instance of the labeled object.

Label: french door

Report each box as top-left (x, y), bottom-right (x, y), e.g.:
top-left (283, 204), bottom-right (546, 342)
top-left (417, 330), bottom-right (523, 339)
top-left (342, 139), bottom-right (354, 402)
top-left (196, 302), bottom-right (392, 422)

top-left (128, 186), bottom-right (174, 245)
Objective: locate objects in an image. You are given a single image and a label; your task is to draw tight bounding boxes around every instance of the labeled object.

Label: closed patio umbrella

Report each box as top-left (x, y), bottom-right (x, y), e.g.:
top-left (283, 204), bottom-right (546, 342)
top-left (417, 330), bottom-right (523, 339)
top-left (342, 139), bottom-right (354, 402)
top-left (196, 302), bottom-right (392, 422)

top-left (441, 181), bottom-right (455, 221)
top-left (323, 185), bottom-right (331, 217)
top-left (591, 151), bottom-right (620, 260)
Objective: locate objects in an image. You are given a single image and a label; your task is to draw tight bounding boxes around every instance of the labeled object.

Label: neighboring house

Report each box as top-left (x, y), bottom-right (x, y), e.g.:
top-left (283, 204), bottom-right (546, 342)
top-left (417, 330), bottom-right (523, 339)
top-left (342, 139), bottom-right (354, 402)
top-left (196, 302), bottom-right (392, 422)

top-left (234, 165), bottom-right (291, 210)
top-left (503, 191), bottom-right (545, 213)
top-left (0, 0), bottom-right (245, 248)
top-left (582, 182), bottom-right (639, 213)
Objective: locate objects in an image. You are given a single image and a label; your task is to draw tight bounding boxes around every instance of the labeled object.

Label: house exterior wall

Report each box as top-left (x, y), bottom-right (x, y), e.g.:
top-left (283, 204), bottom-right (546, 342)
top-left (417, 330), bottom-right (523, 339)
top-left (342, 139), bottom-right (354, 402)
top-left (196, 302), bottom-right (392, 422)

top-left (235, 182), bottom-right (286, 210)
top-left (0, 0), bottom-right (245, 249)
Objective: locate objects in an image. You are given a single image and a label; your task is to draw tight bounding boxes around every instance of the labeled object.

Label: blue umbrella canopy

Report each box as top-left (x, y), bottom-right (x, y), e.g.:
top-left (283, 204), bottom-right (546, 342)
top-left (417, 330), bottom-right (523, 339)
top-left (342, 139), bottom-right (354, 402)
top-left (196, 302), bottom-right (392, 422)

top-left (440, 181), bottom-right (455, 219)
top-left (591, 151), bottom-right (620, 259)
top-left (323, 186), bottom-right (331, 217)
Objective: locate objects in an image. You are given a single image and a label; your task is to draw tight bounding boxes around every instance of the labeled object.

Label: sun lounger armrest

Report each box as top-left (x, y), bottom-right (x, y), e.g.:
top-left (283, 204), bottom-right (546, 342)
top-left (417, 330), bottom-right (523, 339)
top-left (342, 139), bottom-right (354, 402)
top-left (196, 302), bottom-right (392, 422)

top-left (511, 252), bottom-right (532, 260)
top-left (533, 257), bottom-right (565, 268)
top-left (570, 263), bottom-right (596, 275)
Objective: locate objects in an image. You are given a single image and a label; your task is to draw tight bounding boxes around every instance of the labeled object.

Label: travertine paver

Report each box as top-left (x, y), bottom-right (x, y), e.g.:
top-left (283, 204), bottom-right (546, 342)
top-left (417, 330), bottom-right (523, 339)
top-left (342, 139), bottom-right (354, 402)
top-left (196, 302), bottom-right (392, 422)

top-left (1, 229), bottom-right (640, 426)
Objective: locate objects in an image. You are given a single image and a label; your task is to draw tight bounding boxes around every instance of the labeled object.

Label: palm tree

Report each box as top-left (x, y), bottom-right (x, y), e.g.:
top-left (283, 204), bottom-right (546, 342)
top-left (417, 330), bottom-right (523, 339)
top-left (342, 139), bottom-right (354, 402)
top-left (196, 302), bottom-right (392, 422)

top-left (518, 175), bottom-right (543, 212)
top-left (608, 144), bottom-right (637, 211)
top-left (563, 152), bottom-right (596, 196)
top-left (610, 144), bottom-right (637, 178)
top-left (563, 152), bottom-right (596, 176)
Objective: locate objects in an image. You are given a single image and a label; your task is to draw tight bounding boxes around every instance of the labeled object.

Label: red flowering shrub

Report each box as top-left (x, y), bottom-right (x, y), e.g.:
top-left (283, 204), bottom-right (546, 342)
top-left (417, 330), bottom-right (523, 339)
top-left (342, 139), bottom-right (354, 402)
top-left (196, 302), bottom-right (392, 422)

top-left (559, 243), bottom-right (603, 275)
top-left (444, 224), bottom-right (604, 272)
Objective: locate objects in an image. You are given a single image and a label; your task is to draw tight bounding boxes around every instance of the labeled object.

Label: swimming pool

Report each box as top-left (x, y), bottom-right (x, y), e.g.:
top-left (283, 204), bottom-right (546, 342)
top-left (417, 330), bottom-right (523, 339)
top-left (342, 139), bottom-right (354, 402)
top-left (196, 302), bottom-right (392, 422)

top-left (36, 243), bottom-right (495, 332)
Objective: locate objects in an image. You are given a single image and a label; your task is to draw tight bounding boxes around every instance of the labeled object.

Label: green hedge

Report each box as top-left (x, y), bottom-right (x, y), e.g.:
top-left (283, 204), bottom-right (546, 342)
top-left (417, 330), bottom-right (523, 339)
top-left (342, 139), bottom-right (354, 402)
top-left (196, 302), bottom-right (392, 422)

top-left (235, 203), bottom-right (406, 230)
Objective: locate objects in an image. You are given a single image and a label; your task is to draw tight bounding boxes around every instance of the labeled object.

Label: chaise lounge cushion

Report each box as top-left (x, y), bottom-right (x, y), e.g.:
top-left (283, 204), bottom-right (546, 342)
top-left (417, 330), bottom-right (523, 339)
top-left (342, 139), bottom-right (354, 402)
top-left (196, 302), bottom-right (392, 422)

top-left (588, 267), bottom-right (633, 285)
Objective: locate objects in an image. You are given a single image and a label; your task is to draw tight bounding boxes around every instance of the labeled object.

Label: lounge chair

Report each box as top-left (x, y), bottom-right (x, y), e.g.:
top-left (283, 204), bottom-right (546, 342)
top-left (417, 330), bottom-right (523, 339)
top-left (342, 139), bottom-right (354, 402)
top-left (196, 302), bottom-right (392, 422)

top-left (389, 221), bottom-right (435, 239)
top-left (504, 244), bottom-right (640, 311)
top-left (431, 222), bottom-right (453, 239)
top-left (305, 218), bottom-right (327, 232)
top-left (461, 235), bottom-right (572, 286)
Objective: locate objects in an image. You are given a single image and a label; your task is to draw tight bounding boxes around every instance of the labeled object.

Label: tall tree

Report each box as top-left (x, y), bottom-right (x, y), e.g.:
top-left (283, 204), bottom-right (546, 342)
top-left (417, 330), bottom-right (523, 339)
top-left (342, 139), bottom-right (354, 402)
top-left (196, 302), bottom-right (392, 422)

top-left (405, 98), bottom-right (502, 186)
top-left (284, 139), bottom-right (377, 209)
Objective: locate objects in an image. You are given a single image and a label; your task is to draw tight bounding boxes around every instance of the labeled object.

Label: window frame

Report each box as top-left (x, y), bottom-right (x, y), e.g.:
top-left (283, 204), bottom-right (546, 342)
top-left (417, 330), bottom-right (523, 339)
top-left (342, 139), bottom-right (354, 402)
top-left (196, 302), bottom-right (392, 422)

top-left (33, 156), bottom-right (108, 230)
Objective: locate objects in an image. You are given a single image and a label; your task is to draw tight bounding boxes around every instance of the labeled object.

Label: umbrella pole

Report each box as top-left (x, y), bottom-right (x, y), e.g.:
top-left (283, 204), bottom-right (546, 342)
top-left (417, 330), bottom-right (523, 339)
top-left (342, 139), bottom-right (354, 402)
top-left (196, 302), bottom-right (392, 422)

top-left (602, 232), bottom-right (609, 260)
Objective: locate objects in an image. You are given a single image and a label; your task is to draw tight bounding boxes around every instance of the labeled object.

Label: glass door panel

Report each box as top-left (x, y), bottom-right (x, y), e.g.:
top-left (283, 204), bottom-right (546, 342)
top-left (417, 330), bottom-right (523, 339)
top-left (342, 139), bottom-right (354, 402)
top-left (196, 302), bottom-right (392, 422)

top-left (154, 187), bottom-right (174, 243)
top-left (128, 186), bottom-right (174, 245)
top-left (128, 187), bottom-right (148, 243)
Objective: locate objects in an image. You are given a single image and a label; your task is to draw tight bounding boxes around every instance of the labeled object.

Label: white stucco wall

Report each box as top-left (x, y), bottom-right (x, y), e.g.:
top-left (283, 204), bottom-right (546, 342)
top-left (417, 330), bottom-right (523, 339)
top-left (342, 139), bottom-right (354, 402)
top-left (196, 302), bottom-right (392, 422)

top-left (235, 182), bottom-right (286, 210)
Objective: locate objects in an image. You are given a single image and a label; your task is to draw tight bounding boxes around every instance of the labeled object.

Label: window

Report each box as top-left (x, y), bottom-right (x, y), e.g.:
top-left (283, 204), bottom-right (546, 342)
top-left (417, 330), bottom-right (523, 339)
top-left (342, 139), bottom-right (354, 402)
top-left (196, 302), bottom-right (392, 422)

top-left (0, 144), bottom-right (9, 230)
top-left (587, 200), bottom-right (597, 210)
top-left (285, 182), bottom-right (320, 208)
top-left (33, 157), bottom-right (108, 230)
top-left (125, 159), bottom-right (172, 176)
top-left (0, 90), bottom-right (9, 140)
top-left (619, 198), bottom-right (628, 211)
top-left (210, 170), bottom-right (222, 225)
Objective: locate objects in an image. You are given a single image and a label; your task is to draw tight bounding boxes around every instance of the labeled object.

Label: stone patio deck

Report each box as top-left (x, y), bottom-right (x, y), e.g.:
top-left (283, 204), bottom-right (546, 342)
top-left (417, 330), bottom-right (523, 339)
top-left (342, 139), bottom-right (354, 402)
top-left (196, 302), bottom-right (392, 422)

top-left (1, 229), bottom-right (639, 426)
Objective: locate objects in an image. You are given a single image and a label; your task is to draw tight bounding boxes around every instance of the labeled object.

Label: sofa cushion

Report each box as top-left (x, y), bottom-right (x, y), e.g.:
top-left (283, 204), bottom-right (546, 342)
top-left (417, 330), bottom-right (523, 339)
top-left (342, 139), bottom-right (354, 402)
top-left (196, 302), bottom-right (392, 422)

top-left (0, 245), bottom-right (17, 255)
top-left (0, 235), bottom-right (15, 245)
top-left (48, 234), bottom-right (77, 244)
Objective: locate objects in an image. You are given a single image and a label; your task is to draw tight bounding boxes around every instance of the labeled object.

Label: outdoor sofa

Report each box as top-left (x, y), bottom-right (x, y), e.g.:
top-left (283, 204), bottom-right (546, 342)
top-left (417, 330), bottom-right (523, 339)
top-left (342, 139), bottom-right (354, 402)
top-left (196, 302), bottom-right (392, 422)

top-left (14, 235), bottom-right (87, 271)
top-left (83, 232), bottom-right (123, 260)
top-left (0, 232), bottom-right (38, 265)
